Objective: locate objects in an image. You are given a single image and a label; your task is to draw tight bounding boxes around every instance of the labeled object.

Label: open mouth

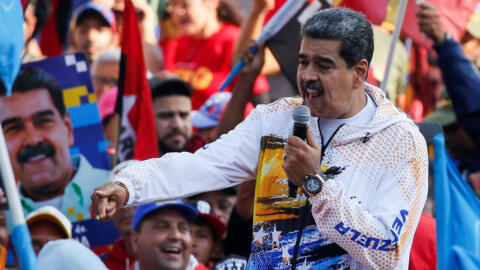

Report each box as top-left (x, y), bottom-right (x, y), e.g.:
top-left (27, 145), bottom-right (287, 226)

top-left (18, 143), bottom-right (56, 164)
top-left (306, 89), bottom-right (322, 99)
top-left (161, 246), bottom-right (182, 259)
top-left (163, 247), bottom-right (181, 253)
top-left (25, 153), bottom-right (48, 163)
top-left (302, 81), bottom-right (324, 99)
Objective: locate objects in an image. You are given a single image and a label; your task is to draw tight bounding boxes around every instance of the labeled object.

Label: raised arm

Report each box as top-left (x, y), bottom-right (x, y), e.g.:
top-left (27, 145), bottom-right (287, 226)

top-left (231, 0), bottom-right (280, 75)
top-left (91, 107), bottom-right (264, 220)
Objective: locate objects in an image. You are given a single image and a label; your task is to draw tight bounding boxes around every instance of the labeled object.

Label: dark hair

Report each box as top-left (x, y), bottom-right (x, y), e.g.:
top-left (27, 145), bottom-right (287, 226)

top-left (0, 67), bottom-right (66, 116)
top-left (150, 78), bottom-right (193, 100)
top-left (217, 0), bottom-right (243, 27)
top-left (301, 8), bottom-right (374, 68)
top-left (193, 217), bottom-right (219, 241)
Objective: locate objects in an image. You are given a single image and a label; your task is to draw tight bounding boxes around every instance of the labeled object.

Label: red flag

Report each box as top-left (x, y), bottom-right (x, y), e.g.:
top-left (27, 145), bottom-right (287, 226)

top-left (116, 0), bottom-right (159, 161)
top-left (336, 0), bottom-right (389, 25)
top-left (39, 0), bottom-right (63, 56)
top-left (401, 0), bottom-right (478, 47)
top-left (265, 0), bottom-right (389, 25)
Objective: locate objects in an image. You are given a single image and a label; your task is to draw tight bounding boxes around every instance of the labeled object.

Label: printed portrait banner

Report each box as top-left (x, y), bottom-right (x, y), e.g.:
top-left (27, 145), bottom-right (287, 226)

top-left (1, 53), bottom-right (119, 259)
top-left (23, 53), bottom-right (110, 170)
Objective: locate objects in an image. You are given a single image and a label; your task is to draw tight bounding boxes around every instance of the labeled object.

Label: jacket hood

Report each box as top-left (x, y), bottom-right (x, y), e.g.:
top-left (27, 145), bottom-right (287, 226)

top-left (307, 83), bottom-right (416, 145)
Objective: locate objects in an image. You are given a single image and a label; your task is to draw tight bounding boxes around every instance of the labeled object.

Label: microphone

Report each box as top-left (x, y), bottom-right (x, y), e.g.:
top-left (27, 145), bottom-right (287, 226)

top-left (289, 105), bottom-right (311, 198)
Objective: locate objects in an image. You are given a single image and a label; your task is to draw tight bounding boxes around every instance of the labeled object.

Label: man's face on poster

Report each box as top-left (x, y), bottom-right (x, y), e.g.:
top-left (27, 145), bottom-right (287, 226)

top-left (0, 89), bottom-right (74, 199)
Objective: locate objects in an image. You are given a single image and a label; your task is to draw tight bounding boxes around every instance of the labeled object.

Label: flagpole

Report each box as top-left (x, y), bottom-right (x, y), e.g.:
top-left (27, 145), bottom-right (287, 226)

top-left (0, 129), bottom-right (37, 269)
top-left (379, 0), bottom-right (408, 92)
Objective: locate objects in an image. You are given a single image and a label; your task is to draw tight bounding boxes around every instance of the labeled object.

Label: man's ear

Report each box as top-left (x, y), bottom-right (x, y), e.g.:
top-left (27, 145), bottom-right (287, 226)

top-left (67, 33), bottom-right (75, 50)
top-left (353, 59), bottom-right (369, 89)
top-left (129, 230), bottom-right (139, 255)
top-left (63, 112), bottom-right (75, 147)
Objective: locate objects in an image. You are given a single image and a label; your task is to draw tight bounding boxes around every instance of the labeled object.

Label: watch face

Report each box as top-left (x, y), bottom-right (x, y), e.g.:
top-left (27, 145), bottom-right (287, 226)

top-left (305, 176), bottom-right (322, 194)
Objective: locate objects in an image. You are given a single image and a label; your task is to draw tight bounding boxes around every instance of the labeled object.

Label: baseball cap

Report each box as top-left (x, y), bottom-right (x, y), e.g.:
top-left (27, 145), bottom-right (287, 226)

top-left (71, 2), bottom-right (117, 32)
top-left (132, 200), bottom-right (198, 230)
top-left (192, 92), bottom-right (232, 129)
top-left (192, 93), bottom-right (255, 129)
top-left (26, 206), bottom-right (72, 239)
top-left (190, 200), bottom-right (227, 239)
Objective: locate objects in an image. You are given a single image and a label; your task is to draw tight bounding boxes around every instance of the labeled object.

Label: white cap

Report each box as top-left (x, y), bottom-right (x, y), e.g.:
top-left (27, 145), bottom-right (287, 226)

top-left (26, 206), bottom-right (72, 239)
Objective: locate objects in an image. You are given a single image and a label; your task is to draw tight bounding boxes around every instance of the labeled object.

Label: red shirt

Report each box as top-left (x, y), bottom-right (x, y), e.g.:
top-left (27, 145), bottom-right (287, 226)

top-left (103, 237), bottom-right (137, 270)
top-left (409, 213), bottom-right (437, 270)
top-left (162, 24), bottom-right (269, 110)
top-left (186, 135), bottom-right (208, 153)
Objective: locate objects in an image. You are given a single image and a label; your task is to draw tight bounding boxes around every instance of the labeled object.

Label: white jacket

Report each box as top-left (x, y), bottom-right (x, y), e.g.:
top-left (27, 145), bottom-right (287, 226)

top-left (116, 83), bottom-right (428, 269)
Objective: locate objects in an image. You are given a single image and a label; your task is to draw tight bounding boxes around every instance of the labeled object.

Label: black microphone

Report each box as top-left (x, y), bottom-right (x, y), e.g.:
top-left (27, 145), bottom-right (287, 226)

top-left (288, 105), bottom-right (311, 198)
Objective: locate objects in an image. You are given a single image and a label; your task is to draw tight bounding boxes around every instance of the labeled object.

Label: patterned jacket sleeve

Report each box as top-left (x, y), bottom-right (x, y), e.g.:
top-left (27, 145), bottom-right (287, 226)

top-left (309, 125), bottom-right (428, 269)
top-left (115, 108), bottom-right (264, 205)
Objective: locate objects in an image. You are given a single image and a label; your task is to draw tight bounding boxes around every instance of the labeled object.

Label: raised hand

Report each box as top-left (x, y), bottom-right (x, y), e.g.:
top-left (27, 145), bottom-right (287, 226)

top-left (90, 182), bottom-right (127, 221)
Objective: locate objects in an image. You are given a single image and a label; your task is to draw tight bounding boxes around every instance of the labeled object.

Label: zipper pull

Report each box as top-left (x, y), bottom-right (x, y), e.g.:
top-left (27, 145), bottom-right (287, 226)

top-left (362, 132), bottom-right (370, 143)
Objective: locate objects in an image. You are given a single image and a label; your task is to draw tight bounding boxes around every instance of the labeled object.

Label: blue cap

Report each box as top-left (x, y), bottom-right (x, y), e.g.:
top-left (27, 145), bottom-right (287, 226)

top-left (192, 92), bottom-right (232, 128)
top-left (71, 2), bottom-right (117, 32)
top-left (132, 200), bottom-right (198, 230)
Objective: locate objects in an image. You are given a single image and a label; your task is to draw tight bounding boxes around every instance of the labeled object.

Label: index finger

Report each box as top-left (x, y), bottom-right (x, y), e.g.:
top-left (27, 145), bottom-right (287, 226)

top-left (97, 196), bottom-right (109, 221)
top-left (90, 183), bottom-right (115, 216)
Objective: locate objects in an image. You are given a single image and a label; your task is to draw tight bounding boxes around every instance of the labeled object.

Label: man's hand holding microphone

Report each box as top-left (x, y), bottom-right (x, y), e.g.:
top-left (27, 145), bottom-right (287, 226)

top-left (283, 105), bottom-right (322, 194)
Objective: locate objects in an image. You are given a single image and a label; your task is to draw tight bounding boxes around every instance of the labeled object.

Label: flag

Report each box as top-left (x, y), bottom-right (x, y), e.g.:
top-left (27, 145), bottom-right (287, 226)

top-left (0, 0), bottom-right (24, 96)
top-left (333, 0), bottom-right (389, 25)
top-left (221, 0), bottom-right (309, 92)
top-left (433, 133), bottom-right (480, 269)
top-left (38, 0), bottom-right (73, 57)
top-left (21, 0), bottom-right (29, 9)
top-left (388, 0), bottom-right (478, 47)
top-left (266, 0), bottom-right (319, 92)
top-left (116, 0), bottom-right (159, 162)
top-left (265, 0), bottom-right (389, 92)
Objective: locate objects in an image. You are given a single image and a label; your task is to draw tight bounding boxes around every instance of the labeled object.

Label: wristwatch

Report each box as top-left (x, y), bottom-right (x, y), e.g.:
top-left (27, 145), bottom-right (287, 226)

top-left (302, 173), bottom-right (326, 195)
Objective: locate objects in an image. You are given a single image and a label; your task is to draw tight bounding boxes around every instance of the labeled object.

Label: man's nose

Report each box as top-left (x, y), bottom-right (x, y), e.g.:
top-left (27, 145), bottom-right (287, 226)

top-left (169, 227), bottom-right (184, 241)
top-left (23, 123), bottom-right (43, 145)
top-left (302, 64), bottom-right (318, 82)
top-left (170, 115), bottom-right (183, 128)
top-left (87, 28), bottom-right (99, 40)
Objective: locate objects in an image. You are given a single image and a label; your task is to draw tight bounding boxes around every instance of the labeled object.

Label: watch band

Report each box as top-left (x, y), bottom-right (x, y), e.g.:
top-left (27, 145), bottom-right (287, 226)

top-left (115, 182), bottom-right (129, 206)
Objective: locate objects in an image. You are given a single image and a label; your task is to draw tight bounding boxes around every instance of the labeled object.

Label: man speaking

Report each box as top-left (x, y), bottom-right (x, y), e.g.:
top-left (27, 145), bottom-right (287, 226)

top-left (91, 8), bottom-right (427, 269)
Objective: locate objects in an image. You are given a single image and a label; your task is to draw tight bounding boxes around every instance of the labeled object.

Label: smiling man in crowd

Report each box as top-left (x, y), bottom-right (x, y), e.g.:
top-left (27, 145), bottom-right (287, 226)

top-left (129, 201), bottom-right (208, 270)
top-left (0, 67), bottom-right (109, 222)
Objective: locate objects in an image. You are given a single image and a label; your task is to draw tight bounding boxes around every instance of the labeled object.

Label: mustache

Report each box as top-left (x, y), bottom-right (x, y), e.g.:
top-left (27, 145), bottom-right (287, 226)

top-left (302, 81), bottom-right (325, 96)
top-left (17, 143), bottom-right (56, 163)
